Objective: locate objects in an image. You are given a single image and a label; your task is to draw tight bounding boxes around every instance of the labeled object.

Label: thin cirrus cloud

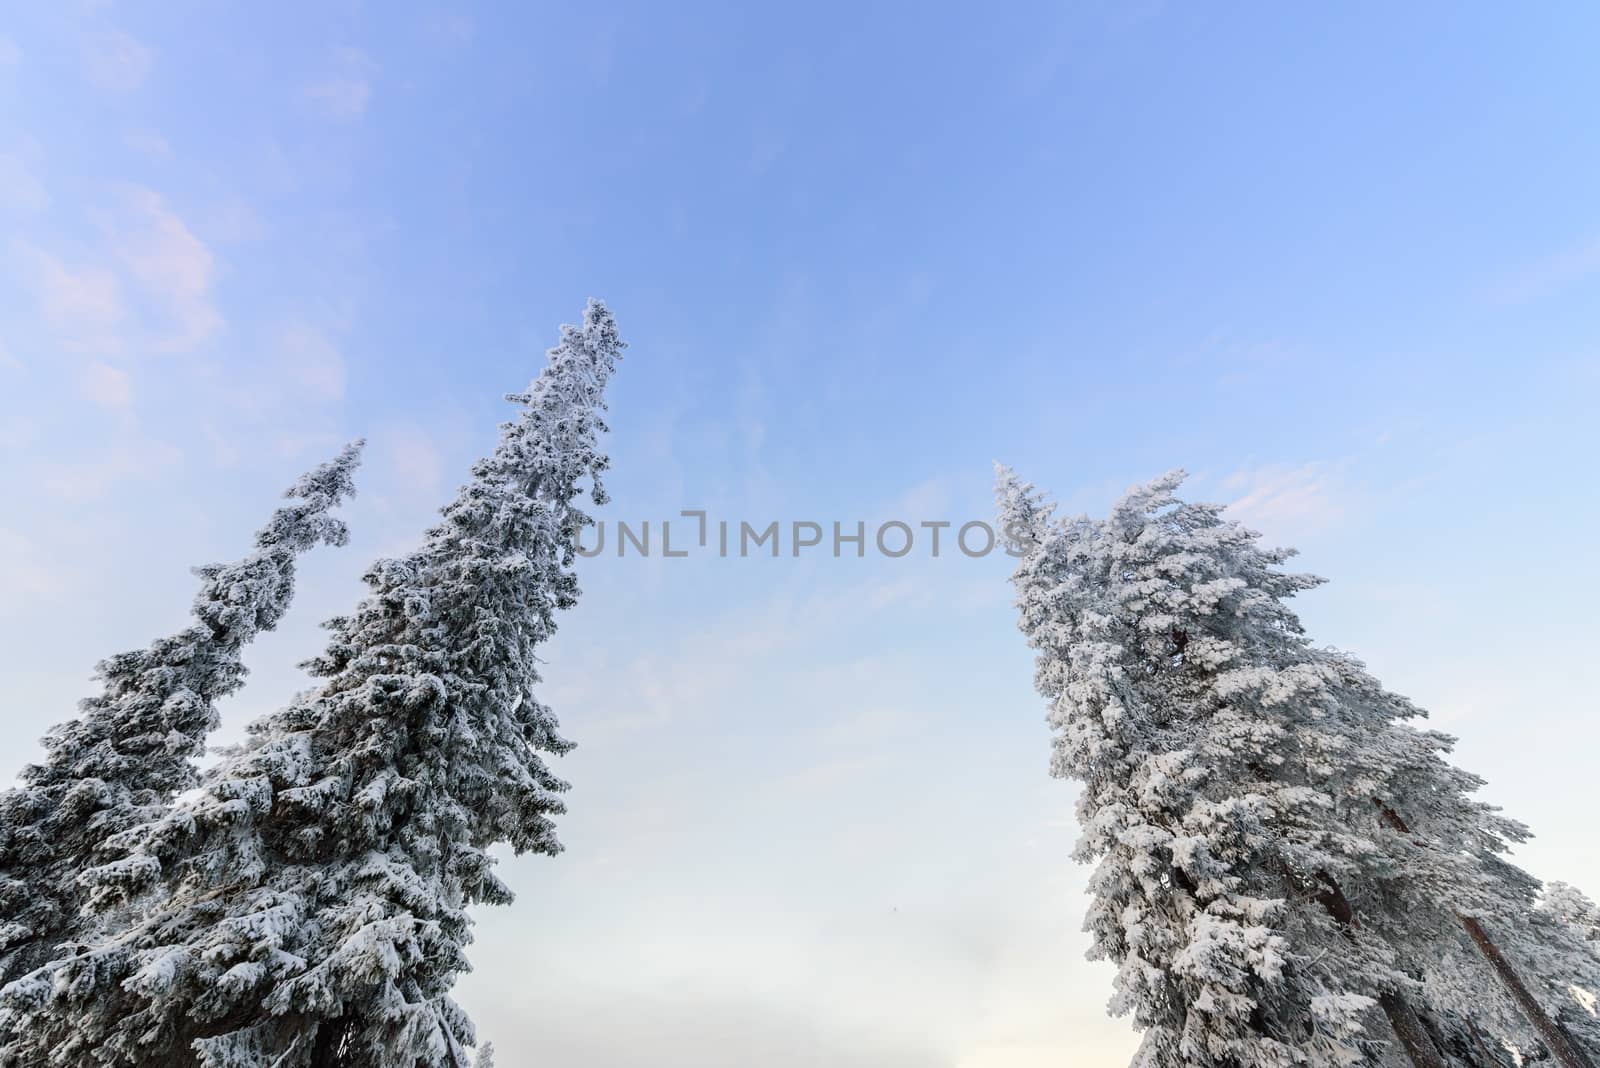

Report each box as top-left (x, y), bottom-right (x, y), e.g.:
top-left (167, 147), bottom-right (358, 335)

top-left (1221, 462), bottom-right (1346, 540)
top-left (1487, 234), bottom-right (1600, 305)
top-left (113, 187), bottom-right (223, 352)
top-left (81, 28), bottom-right (152, 92)
top-left (121, 129), bottom-right (172, 160)
top-left (304, 48), bottom-right (376, 120)
top-left (13, 186), bottom-right (222, 357)
top-left (79, 361), bottom-right (132, 412)
top-left (39, 433), bottom-right (183, 501)
top-left (15, 241), bottom-right (127, 354)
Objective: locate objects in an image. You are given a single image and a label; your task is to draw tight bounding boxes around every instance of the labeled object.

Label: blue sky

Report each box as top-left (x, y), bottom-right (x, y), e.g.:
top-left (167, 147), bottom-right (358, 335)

top-left (3, 3), bottom-right (1599, 1064)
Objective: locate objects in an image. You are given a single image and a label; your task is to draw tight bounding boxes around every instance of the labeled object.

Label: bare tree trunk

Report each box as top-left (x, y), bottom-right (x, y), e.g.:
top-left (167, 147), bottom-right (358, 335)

top-left (1417, 1008), bottom-right (1516, 1068)
top-left (1458, 914), bottom-right (1595, 1068)
top-left (1465, 1023), bottom-right (1504, 1061)
top-left (1379, 990), bottom-right (1454, 1068)
top-left (1308, 867), bottom-right (1452, 1068)
top-left (1464, 1021), bottom-right (1509, 1067)
top-left (1374, 801), bottom-right (1596, 1068)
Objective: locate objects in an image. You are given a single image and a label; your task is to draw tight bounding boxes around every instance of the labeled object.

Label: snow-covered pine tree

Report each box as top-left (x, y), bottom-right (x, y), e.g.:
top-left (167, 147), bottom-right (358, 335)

top-left (0, 301), bottom-right (624, 1068)
top-left (0, 442), bottom-right (363, 990)
top-left (997, 466), bottom-right (1600, 1068)
top-left (998, 466), bottom-right (1402, 1068)
top-left (1540, 883), bottom-right (1600, 1022)
top-left (1544, 885), bottom-right (1600, 957)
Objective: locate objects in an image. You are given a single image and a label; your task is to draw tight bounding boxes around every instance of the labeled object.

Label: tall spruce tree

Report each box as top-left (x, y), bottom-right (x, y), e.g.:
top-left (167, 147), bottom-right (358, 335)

top-left (997, 467), bottom-right (1600, 1068)
top-left (0, 301), bottom-right (624, 1068)
top-left (0, 443), bottom-right (363, 990)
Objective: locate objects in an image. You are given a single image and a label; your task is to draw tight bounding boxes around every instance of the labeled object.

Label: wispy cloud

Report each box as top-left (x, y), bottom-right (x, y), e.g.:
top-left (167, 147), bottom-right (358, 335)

top-left (424, 13), bottom-right (475, 47)
top-left (305, 48), bottom-right (376, 120)
top-left (14, 241), bottom-right (127, 354)
top-left (877, 475), bottom-right (955, 527)
top-left (122, 128), bottom-right (171, 160)
top-left (200, 196), bottom-right (267, 243)
top-left (1222, 462), bottom-right (1346, 540)
top-left (772, 704), bottom-right (915, 792)
top-left (82, 28), bottom-right (152, 92)
top-left (1488, 235), bottom-right (1600, 305)
top-left (553, 576), bottom-right (942, 742)
top-left (13, 188), bottom-right (221, 357)
top-left (114, 187), bottom-right (223, 351)
top-left (80, 360), bottom-right (132, 412)
top-left (40, 433), bottom-right (183, 501)
top-left (200, 423), bottom-right (241, 468)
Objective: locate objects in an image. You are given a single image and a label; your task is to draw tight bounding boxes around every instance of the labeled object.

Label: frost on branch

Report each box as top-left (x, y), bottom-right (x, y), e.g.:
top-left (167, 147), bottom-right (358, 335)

top-left (0, 302), bottom-right (622, 1068)
top-left (998, 466), bottom-right (1600, 1066)
top-left (0, 443), bottom-right (362, 991)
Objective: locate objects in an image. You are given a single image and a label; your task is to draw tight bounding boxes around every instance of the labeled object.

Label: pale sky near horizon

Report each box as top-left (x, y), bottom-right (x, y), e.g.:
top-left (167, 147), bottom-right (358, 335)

top-left (3, 3), bottom-right (1599, 1066)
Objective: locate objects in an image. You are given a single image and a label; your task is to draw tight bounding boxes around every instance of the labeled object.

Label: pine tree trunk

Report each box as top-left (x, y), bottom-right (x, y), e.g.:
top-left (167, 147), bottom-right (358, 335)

top-left (1306, 866), bottom-right (1452, 1068)
top-left (1379, 991), bottom-right (1453, 1068)
top-left (1374, 802), bottom-right (1597, 1068)
top-left (1458, 915), bottom-right (1595, 1068)
top-left (1465, 1021), bottom-right (1510, 1067)
top-left (1417, 1007), bottom-right (1515, 1068)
